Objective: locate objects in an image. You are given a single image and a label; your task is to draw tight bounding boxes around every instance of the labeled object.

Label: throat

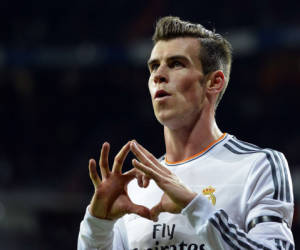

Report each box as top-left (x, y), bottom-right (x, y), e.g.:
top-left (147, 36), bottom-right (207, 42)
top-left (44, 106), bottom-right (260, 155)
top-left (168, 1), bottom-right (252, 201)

top-left (164, 121), bottom-right (223, 164)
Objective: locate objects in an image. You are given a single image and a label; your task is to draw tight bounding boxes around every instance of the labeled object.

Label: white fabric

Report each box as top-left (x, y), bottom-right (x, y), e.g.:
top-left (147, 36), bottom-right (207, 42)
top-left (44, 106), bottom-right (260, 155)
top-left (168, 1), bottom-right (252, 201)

top-left (78, 134), bottom-right (294, 250)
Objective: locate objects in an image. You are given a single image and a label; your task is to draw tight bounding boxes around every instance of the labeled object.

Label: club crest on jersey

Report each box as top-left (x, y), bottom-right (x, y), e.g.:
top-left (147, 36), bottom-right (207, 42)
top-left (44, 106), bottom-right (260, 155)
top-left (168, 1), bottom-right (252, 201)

top-left (202, 186), bottom-right (216, 205)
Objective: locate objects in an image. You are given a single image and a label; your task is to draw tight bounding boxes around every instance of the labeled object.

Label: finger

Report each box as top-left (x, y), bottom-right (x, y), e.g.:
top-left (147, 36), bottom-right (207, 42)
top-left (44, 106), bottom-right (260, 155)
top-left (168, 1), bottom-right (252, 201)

top-left (130, 142), bottom-right (159, 172)
top-left (130, 141), bottom-right (150, 164)
top-left (132, 159), bottom-right (162, 181)
top-left (112, 142), bottom-right (130, 174)
top-left (142, 175), bottom-right (150, 188)
top-left (150, 202), bottom-right (164, 222)
top-left (131, 141), bottom-right (170, 175)
top-left (134, 141), bottom-right (159, 164)
top-left (123, 168), bottom-right (144, 187)
top-left (126, 203), bottom-right (151, 220)
top-left (126, 157), bottom-right (150, 187)
top-left (99, 142), bottom-right (110, 179)
top-left (135, 141), bottom-right (172, 175)
top-left (134, 140), bottom-right (170, 172)
top-left (89, 159), bottom-right (101, 188)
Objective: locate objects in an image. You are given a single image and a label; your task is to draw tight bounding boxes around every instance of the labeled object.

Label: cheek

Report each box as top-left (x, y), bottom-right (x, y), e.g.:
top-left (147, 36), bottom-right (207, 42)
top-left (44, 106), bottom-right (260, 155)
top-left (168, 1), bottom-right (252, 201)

top-left (176, 77), bottom-right (205, 107)
top-left (148, 79), bottom-right (155, 98)
top-left (176, 75), bottom-right (201, 95)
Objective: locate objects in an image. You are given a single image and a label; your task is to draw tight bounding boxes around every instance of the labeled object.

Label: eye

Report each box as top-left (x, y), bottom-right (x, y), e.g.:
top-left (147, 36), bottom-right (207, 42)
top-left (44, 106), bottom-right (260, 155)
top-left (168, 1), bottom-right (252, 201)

top-left (149, 63), bottom-right (159, 72)
top-left (170, 60), bottom-right (184, 68)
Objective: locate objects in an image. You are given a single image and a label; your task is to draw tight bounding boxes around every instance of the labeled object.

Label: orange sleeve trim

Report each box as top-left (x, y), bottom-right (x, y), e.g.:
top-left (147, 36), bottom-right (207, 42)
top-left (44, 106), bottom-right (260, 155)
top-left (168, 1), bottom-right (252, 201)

top-left (165, 133), bottom-right (227, 165)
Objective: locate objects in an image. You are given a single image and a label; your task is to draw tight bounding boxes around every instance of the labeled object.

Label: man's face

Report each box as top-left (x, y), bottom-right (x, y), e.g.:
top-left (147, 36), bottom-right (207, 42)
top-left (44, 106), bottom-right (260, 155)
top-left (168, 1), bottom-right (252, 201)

top-left (148, 37), bottom-right (206, 129)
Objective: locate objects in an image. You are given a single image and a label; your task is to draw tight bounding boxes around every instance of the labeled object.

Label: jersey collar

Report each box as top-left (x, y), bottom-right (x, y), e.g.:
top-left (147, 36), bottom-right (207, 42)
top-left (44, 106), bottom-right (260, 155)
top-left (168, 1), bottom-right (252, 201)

top-left (165, 133), bottom-right (228, 166)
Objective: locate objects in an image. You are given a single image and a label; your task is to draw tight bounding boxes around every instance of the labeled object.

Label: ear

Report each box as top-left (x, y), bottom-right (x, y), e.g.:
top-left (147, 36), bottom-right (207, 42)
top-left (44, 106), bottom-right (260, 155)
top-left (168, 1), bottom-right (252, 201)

top-left (206, 70), bottom-right (225, 95)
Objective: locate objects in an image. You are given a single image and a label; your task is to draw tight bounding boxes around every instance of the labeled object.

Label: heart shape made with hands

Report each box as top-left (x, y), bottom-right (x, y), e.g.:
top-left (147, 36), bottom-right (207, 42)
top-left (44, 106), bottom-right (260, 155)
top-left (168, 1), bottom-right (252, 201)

top-left (127, 176), bottom-right (163, 210)
top-left (89, 141), bottom-right (197, 221)
top-left (125, 175), bottom-right (177, 222)
top-left (129, 141), bottom-right (197, 220)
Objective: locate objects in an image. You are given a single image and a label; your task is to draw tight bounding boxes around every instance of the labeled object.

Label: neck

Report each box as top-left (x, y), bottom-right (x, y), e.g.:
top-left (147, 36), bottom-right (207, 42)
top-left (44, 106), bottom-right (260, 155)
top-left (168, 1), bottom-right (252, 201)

top-left (164, 107), bottom-right (223, 163)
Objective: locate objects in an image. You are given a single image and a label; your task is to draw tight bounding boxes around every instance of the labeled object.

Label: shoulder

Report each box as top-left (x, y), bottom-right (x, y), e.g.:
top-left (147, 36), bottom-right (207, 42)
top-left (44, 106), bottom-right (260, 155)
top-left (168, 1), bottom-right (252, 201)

top-left (222, 135), bottom-right (286, 163)
top-left (225, 135), bottom-right (293, 203)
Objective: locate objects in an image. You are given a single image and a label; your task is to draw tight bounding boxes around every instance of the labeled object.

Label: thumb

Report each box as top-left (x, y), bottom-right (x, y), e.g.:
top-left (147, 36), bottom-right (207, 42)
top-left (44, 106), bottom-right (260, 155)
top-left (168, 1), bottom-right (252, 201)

top-left (150, 202), bottom-right (164, 222)
top-left (126, 203), bottom-right (151, 220)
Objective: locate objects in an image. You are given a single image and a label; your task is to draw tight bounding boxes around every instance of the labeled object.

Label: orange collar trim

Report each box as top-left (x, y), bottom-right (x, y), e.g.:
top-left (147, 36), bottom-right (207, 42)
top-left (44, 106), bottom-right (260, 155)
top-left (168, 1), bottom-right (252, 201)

top-left (165, 133), bottom-right (227, 165)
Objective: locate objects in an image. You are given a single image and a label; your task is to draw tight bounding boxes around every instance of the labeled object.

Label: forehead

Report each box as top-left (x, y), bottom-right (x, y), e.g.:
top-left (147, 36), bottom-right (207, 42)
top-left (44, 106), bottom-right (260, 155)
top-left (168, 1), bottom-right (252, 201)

top-left (149, 37), bottom-right (201, 62)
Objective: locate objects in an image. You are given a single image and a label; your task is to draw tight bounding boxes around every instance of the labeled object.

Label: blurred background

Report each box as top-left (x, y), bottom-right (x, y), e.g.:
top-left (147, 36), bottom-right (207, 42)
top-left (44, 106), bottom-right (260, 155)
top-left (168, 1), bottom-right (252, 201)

top-left (0, 0), bottom-right (300, 249)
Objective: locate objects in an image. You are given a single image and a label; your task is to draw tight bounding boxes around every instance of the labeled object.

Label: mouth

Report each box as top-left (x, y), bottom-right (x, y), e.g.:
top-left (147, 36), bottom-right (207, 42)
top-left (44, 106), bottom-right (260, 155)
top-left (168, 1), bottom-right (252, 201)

top-left (154, 89), bottom-right (171, 99)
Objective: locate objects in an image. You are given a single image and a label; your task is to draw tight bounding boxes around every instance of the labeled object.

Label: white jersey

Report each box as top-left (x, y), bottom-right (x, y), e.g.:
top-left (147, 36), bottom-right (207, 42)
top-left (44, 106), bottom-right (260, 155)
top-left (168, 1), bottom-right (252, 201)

top-left (78, 133), bottom-right (294, 250)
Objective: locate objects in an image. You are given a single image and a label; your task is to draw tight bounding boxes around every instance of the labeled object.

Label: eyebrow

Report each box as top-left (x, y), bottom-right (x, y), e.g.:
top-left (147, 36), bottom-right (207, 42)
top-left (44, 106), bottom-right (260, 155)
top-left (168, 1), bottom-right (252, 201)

top-left (147, 55), bottom-right (189, 67)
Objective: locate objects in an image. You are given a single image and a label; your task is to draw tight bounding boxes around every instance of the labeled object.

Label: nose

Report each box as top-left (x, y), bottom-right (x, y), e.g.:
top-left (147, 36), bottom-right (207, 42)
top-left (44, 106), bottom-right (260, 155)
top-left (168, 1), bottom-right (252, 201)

top-left (153, 66), bottom-right (168, 84)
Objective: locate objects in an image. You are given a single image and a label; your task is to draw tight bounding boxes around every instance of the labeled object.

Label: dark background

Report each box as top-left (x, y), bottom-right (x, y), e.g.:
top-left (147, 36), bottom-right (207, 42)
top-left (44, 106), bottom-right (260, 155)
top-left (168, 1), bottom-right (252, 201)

top-left (0, 0), bottom-right (299, 249)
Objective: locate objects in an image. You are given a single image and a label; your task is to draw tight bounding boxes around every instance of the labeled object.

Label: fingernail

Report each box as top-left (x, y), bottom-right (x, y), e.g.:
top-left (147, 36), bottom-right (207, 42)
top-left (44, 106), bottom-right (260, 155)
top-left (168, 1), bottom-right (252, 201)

top-left (131, 139), bottom-right (138, 144)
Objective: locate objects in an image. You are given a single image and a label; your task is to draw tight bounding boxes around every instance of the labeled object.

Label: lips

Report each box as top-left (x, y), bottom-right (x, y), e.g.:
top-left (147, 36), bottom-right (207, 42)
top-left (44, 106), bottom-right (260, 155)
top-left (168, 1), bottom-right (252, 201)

top-left (154, 89), bottom-right (171, 99)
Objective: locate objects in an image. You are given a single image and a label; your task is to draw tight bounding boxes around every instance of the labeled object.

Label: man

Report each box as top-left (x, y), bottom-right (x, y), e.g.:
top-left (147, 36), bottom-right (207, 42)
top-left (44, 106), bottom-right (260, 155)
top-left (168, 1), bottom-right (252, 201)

top-left (78, 16), bottom-right (294, 249)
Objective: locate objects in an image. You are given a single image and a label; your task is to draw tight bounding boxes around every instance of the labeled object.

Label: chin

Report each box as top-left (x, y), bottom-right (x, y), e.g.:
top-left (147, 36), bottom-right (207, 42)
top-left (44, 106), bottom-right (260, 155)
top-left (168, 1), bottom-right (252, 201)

top-left (155, 113), bottom-right (185, 130)
top-left (155, 108), bottom-right (199, 130)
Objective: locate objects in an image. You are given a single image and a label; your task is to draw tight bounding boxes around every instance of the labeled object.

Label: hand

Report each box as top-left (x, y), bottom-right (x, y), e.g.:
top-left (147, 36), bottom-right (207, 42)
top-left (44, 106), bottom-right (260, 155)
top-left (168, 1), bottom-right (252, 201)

top-left (130, 141), bottom-right (197, 221)
top-left (88, 142), bottom-right (151, 220)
